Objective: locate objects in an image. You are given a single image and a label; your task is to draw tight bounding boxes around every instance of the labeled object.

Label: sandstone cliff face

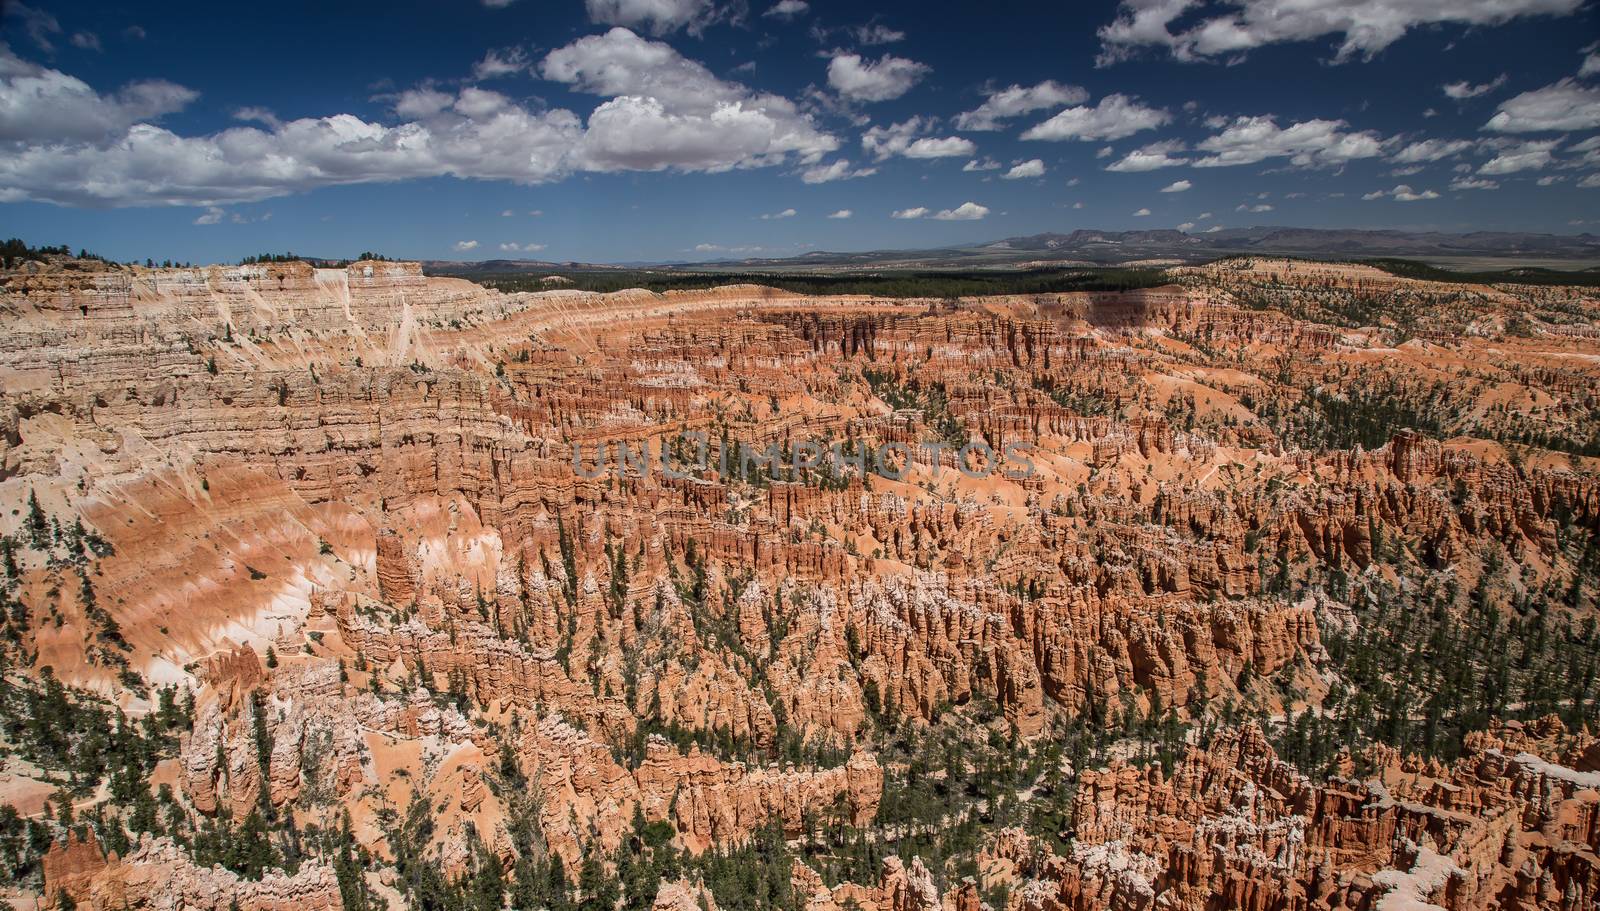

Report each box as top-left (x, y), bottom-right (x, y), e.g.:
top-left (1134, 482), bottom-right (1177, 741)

top-left (45, 832), bottom-right (341, 911)
top-left (5, 255), bottom-right (1599, 911)
top-left (981, 719), bottom-right (1599, 911)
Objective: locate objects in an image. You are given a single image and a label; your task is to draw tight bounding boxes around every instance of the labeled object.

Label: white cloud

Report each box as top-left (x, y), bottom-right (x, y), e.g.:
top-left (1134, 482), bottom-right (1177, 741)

top-left (500, 242), bottom-right (547, 252)
top-left (1193, 115), bottom-right (1386, 167)
top-left (1177, 221), bottom-right (1194, 230)
top-left (827, 208), bottom-right (852, 218)
top-left (931, 201), bottom-right (989, 220)
top-left (1579, 173), bottom-right (1600, 188)
top-left (473, 47), bottom-right (531, 80)
top-left (542, 28), bottom-right (836, 172)
top-left (1391, 138), bottom-right (1475, 162)
top-left (1160, 178), bottom-right (1192, 192)
top-left (482, 0), bottom-right (518, 6)
top-left (1582, 49), bottom-right (1600, 78)
top-left (0, 33), bottom-right (843, 207)
top-left (1001, 159), bottom-right (1046, 179)
top-left (1105, 138), bottom-right (1186, 171)
top-left (585, 0), bottom-right (724, 36)
top-left (501, 209), bottom-right (515, 216)
top-left (1449, 176), bottom-right (1498, 190)
top-left (193, 206), bottom-right (224, 225)
top-left (761, 207), bottom-right (797, 219)
top-left (963, 157), bottom-right (1000, 171)
top-left (1021, 94), bottom-right (1169, 141)
top-left (904, 136), bottom-right (975, 158)
top-left (891, 206), bottom-right (927, 219)
top-left (861, 117), bottom-right (973, 159)
top-left (1478, 139), bottom-right (1557, 174)
top-left (1537, 175), bottom-right (1564, 186)
top-left (1197, 211), bottom-right (1212, 219)
top-left (954, 81), bottom-right (1088, 131)
top-left (853, 24), bottom-right (906, 45)
top-left (764, 1), bottom-right (809, 20)
top-left (1132, 207), bottom-right (1151, 216)
top-left (1363, 184), bottom-right (1440, 201)
top-left (1204, 224), bottom-right (1223, 232)
top-left (1484, 79), bottom-right (1600, 132)
top-left (4, 3), bottom-right (61, 51)
top-left (454, 240), bottom-right (480, 251)
top-left (1098, 0), bottom-right (1584, 64)
top-left (70, 32), bottom-right (102, 52)
top-left (0, 46), bottom-right (196, 143)
top-left (800, 158), bottom-right (876, 183)
top-left (1443, 75), bottom-right (1506, 100)
top-left (827, 52), bottom-right (930, 103)
top-left (1235, 202), bottom-right (1274, 211)
top-left (233, 106), bottom-right (282, 130)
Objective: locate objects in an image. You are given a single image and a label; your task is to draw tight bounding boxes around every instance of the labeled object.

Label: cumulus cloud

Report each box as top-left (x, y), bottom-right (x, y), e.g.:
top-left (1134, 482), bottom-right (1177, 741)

top-left (193, 206), bottom-right (224, 225)
top-left (963, 157), bottom-right (1001, 171)
top-left (585, 0), bottom-right (725, 36)
top-left (1097, 0), bottom-right (1583, 65)
top-left (1443, 74), bottom-right (1506, 99)
top-left (0, 46), bottom-right (197, 143)
top-left (70, 32), bottom-right (102, 52)
top-left (891, 206), bottom-right (927, 219)
top-left (473, 47), bottom-right (531, 80)
top-left (931, 201), bottom-right (989, 220)
top-left (1104, 138), bottom-right (1186, 171)
top-left (1363, 184), bottom-right (1440, 201)
top-left (760, 207), bottom-right (797, 219)
top-left (1484, 79), bottom-right (1600, 132)
top-left (1132, 207), bottom-right (1151, 216)
top-left (799, 158), bottom-right (876, 183)
top-left (1478, 139), bottom-right (1557, 174)
top-left (1236, 202), bottom-right (1274, 211)
top-left (541, 28), bottom-right (836, 172)
top-left (764, 1), bottom-right (809, 20)
top-left (0, 32), bottom-right (836, 207)
top-left (1001, 159), bottom-right (1046, 179)
top-left (861, 117), bottom-right (974, 160)
top-left (1391, 138), bottom-right (1475, 163)
top-left (1192, 115), bottom-right (1387, 167)
top-left (827, 52), bottom-right (930, 103)
top-left (1449, 176), bottom-right (1498, 190)
top-left (1020, 94), bottom-right (1169, 142)
top-left (1160, 179), bottom-right (1191, 192)
top-left (827, 208), bottom-right (851, 218)
top-left (454, 240), bottom-right (480, 251)
top-left (1579, 173), bottom-right (1600, 188)
top-left (954, 81), bottom-right (1087, 131)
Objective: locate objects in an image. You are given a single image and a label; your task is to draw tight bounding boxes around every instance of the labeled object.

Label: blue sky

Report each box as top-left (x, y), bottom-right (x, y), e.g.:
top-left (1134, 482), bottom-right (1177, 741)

top-left (2, 0), bottom-right (1598, 264)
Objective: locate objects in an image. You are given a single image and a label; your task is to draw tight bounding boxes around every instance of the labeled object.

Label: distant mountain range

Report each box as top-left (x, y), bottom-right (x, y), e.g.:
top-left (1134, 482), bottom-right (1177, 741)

top-left (423, 227), bottom-right (1600, 275)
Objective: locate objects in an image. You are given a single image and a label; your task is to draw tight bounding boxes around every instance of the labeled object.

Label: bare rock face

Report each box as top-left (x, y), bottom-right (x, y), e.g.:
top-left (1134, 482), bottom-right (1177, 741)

top-left (987, 719), bottom-right (1600, 911)
top-left (45, 833), bottom-right (340, 911)
top-left (5, 255), bottom-right (1600, 910)
top-left (652, 879), bottom-right (722, 911)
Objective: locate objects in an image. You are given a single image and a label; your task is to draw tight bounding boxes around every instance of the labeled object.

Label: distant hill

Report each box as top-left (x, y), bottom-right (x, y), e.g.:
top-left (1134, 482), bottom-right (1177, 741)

top-left (417, 227), bottom-right (1600, 277)
top-left (667, 227), bottom-right (1600, 272)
